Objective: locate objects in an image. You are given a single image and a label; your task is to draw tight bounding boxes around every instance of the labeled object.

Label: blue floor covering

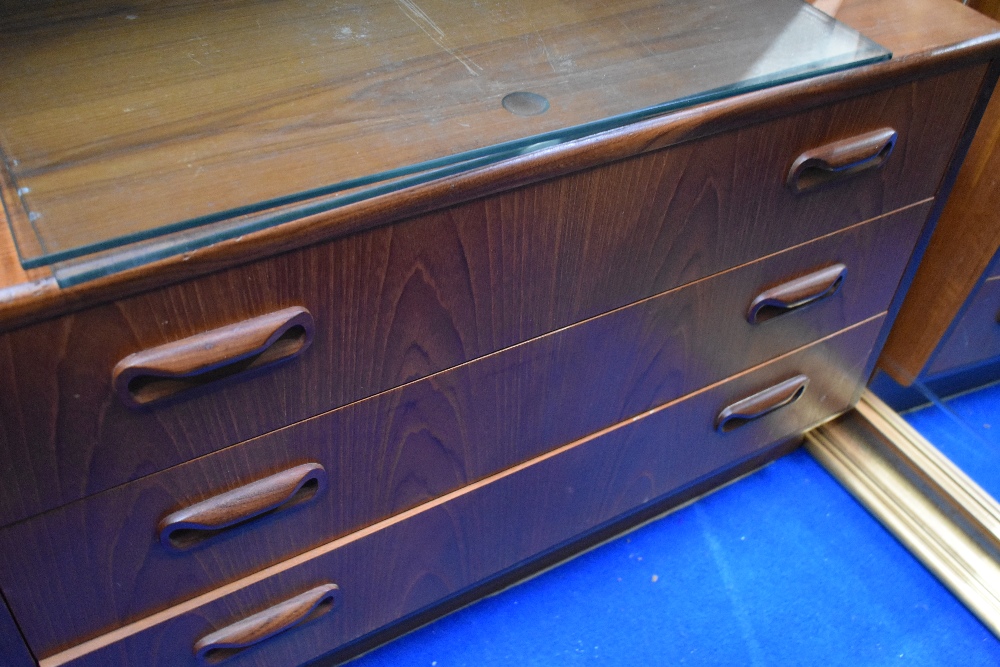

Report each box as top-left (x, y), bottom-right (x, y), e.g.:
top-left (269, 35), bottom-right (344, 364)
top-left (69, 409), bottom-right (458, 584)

top-left (905, 381), bottom-right (1000, 500)
top-left (347, 448), bottom-right (1000, 666)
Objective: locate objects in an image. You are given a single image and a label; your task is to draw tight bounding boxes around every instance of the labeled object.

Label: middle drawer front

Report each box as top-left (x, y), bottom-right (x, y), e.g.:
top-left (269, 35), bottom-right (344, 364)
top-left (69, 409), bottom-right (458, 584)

top-left (0, 207), bottom-right (918, 656)
top-left (41, 317), bottom-right (883, 667)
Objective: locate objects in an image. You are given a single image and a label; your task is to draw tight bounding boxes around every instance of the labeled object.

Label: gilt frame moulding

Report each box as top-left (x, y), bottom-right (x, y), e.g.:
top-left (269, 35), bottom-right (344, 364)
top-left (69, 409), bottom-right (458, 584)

top-left (807, 391), bottom-right (1000, 637)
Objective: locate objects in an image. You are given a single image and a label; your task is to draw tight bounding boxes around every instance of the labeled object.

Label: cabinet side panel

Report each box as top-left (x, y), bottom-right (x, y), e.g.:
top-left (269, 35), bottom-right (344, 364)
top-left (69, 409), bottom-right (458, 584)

top-left (878, 60), bottom-right (1000, 383)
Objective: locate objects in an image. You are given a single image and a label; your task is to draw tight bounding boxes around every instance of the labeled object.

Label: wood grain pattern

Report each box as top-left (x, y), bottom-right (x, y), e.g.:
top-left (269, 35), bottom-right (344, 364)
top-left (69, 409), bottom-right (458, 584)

top-left (0, 1), bottom-right (997, 330)
top-left (926, 275), bottom-right (1000, 375)
top-left (878, 58), bottom-right (1000, 383)
top-left (37, 318), bottom-right (883, 667)
top-left (158, 464), bottom-right (328, 551)
top-left (0, 0), bottom-right (886, 260)
top-left (814, 0), bottom-right (1000, 59)
top-left (0, 65), bottom-right (969, 526)
top-left (785, 127), bottom-right (897, 193)
top-left (747, 263), bottom-right (847, 323)
top-left (715, 374), bottom-right (810, 432)
top-left (112, 306), bottom-right (314, 408)
top-left (0, 208), bottom-right (923, 655)
top-left (192, 584), bottom-right (339, 665)
top-left (971, 0), bottom-right (1000, 23)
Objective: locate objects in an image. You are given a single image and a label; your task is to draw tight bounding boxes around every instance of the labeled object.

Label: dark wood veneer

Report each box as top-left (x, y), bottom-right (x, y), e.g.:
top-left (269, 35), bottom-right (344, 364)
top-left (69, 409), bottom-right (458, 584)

top-left (37, 318), bottom-right (882, 667)
top-left (0, 3), bottom-right (997, 665)
top-left (0, 208), bottom-right (921, 655)
top-left (0, 64), bottom-right (972, 525)
top-left (0, 60), bottom-right (991, 331)
top-left (879, 55), bottom-right (1000, 383)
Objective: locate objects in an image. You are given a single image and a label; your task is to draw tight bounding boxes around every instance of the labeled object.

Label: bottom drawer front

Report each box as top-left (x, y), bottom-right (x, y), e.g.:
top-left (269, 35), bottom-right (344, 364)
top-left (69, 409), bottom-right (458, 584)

top-left (927, 276), bottom-right (1000, 375)
top-left (45, 317), bottom-right (883, 667)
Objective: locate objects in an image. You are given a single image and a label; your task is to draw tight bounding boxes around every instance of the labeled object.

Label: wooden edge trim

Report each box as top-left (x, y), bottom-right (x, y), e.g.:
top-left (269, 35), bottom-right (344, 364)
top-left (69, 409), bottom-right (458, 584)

top-left (0, 46), bottom-right (997, 333)
top-left (805, 389), bottom-right (1000, 636)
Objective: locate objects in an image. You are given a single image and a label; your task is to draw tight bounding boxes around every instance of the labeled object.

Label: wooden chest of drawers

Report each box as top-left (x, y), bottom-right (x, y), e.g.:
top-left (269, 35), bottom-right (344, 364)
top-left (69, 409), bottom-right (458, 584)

top-left (1, 1), bottom-right (999, 665)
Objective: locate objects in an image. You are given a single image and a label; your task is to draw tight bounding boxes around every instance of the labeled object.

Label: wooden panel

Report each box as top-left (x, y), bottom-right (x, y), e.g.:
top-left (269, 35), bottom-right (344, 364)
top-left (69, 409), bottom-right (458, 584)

top-left (0, 206), bottom-right (921, 654)
top-left (38, 317), bottom-right (883, 667)
top-left (878, 58), bottom-right (1000, 383)
top-left (970, 0), bottom-right (1000, 23)
top-left (0, 0), bottom-right (887, 261)
top-left (817, 0), bottom-right (1000, 59)
top-left (0, 66), bottom-right (974, 526)
top-left (927, 276), bottom-right (1000, 375)
top-left (1, 1), bottom-right (998, 332)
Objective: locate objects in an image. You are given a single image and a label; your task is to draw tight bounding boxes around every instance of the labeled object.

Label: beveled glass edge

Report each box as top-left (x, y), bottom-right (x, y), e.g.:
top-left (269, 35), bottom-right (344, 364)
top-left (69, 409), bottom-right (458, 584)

top-left (43, 47), bottom-right (890, 287)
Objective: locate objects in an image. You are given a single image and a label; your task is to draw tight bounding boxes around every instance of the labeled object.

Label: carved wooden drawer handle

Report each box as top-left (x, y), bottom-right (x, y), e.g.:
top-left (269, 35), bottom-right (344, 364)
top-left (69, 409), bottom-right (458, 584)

top-left (112, 306), bottom-right (314, 407)
top-left (159, 463), bottom-right (327, 550)
top-left (716, 375), bottom-right (809, 433)
top-left (747, 264), bottom-right (847, 324)
top-left (787, 128), bottom-right (897, 193)
top-left (194, 584), bottom-right (340, 664)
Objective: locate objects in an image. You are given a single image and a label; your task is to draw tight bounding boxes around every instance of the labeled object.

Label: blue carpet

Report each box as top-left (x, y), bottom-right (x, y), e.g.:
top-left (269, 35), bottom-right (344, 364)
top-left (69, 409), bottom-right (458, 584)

top-left (905, 381), bottom-right (1000, 499)
top-left (348, 449), bottom-right (999, 666)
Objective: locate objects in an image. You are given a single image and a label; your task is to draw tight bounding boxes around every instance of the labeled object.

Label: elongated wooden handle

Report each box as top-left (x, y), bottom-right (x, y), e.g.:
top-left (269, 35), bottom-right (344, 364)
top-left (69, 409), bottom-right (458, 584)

top-left (159, 463), bottom-right (327, 550)
top-left (716, 375), bottom-right (809, 433)
top-left (113, 306), bottom-right (314, 407)
top-left (194, 584), bottom-right (340, 664)
top-left (787, 128), bottom-right (897, 193)
top-left (747, 264), bottom-right (847, 324)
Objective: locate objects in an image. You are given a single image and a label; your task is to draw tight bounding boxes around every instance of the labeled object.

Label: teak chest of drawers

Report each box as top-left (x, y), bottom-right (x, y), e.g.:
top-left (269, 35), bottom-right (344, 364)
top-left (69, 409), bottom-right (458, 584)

top-left (1, 1), bottom-right (1000, 665)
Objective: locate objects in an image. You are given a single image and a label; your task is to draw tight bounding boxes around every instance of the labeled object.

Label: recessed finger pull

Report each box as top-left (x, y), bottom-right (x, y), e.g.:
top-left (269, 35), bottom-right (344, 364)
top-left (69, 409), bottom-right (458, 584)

top-left (787, 128), bottom-right (897, 193)
top-left (113, 306), bottom-right (314, 408)
top-left (716, 375), bottom-right (809, 433)
top-left (159, 463), bottom-right (328, 550)
top-left (194, 584), bottom-right (340, 664)
top-left (747, 264), bottom-right (847, 324)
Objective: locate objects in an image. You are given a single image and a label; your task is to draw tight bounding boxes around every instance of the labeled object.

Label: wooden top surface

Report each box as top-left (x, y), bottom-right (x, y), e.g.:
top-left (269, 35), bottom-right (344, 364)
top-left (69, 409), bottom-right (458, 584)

top-left (1, 0), bottom-right (999, 331)
top-left (1, 0), bottom-right (886, 265)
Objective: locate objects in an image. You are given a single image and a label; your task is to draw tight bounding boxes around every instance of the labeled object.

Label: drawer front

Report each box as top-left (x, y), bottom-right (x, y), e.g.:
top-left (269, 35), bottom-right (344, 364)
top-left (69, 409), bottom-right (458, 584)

top-left (927, 276), bottom-right (1000, 375)
top-left (0, 206), bottom-right (921, 655)
top-left (39, 318), bottom-right (884, 667)
top-left (0, 69), bottom-right (977, 525)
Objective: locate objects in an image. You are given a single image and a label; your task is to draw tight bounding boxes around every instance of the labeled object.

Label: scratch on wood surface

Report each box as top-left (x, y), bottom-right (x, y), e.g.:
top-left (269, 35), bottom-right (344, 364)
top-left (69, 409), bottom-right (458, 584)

top-left (526, 17), bottom-right (558, 73)
top-left (396, 0), bottom-right (482, 76)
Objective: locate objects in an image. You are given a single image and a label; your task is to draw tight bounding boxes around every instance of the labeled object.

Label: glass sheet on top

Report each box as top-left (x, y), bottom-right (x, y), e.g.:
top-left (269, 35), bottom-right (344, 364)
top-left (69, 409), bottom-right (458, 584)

top-left (0, 0), bottom-right (889, 285)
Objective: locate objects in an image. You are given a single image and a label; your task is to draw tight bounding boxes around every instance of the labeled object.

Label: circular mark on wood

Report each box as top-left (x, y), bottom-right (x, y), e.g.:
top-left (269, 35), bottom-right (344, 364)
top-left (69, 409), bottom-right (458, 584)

top-left (502, 92), bottom-right (550, 116)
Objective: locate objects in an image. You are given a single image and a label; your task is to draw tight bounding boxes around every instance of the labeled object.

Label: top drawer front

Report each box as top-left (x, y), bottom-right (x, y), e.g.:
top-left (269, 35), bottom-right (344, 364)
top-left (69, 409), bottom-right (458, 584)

top-left (0, 68), bottom-right (979, 525)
